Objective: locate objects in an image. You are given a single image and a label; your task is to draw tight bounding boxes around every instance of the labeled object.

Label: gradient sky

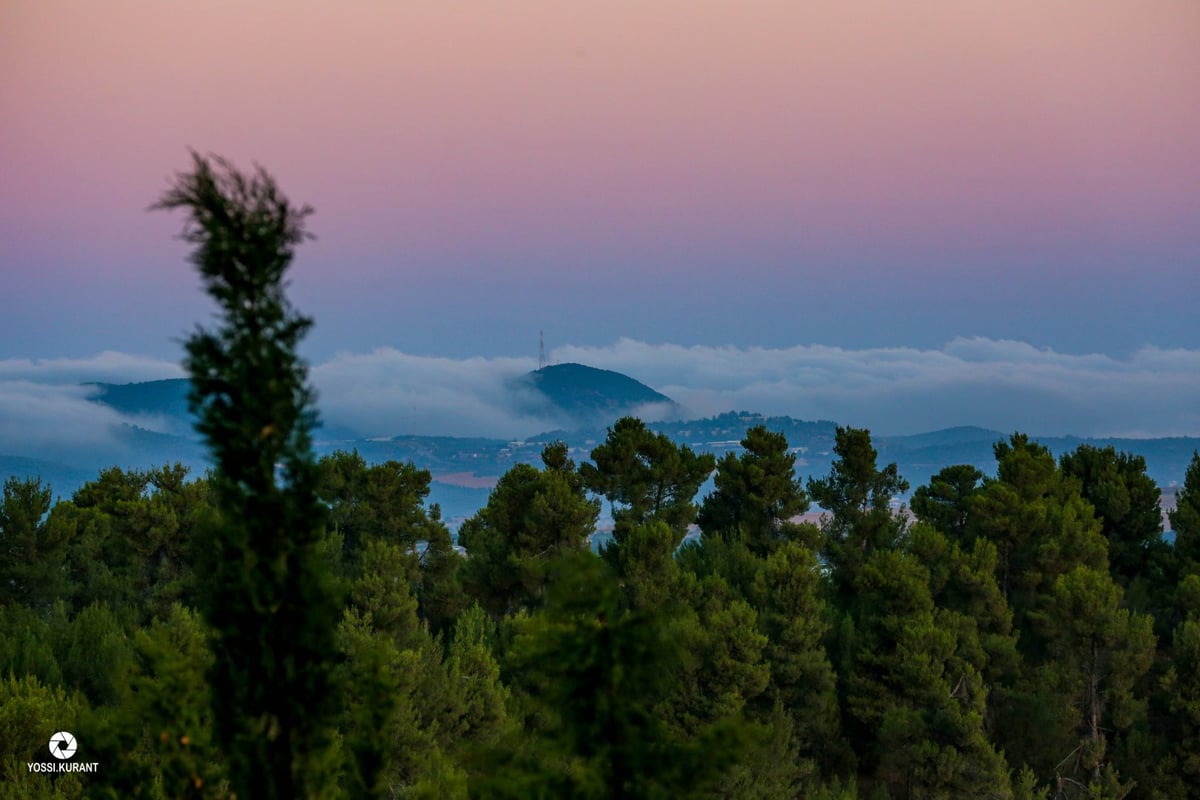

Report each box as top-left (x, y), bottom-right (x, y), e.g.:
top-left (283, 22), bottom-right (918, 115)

top-left (2, 0), bottom-right (1198, 363)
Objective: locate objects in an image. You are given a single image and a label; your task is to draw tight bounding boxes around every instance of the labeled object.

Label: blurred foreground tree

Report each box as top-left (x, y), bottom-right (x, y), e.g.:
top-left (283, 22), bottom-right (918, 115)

top-left (155, 153), bottom-right (348, 798)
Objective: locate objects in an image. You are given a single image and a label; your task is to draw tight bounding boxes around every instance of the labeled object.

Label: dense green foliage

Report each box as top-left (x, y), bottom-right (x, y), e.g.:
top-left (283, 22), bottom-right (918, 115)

top-left (7, 432), bottom-right (1198, 798)
top-left (5, 159), bottom-right (1198, 798)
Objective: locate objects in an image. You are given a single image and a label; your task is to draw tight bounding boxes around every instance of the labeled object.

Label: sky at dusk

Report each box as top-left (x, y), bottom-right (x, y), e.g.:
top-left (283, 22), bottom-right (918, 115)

top-left (2, 1), bottom-right (1199, 437)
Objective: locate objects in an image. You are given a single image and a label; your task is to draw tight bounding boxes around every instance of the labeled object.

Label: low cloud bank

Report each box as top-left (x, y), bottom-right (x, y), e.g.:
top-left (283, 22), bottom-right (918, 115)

top-left (0, 353), bottom-right (186, 463)
top-left (552, 338), bottom-right (1200, 437)
top-left (310, 349), bottom-right (566, 438)
top-left (0, 381), bottom-right (132, 464)
top-left (0, 351), bottom-right (184, 385)
top-left (1, 338), bottom-right (1198, 465)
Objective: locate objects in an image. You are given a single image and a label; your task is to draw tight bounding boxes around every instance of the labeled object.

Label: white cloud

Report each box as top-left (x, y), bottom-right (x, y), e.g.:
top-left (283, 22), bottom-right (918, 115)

top-left (550, 338), bottom-right (1200, 437)
top-left (1, 341), bottom-right (1198, 451)
top-left (310, 348), bottom-right (564, 438)
top-left (0, 355), bottom-right (182, 464)
top-left (0, 351), bottom-right (183, 384)
top-left (0, 380), bottom-right (129, 462)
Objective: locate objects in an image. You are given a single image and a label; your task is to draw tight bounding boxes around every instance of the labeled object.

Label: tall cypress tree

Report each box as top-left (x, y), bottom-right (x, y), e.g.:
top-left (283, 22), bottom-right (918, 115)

top-left (155, 153), bottom-right (343, 798)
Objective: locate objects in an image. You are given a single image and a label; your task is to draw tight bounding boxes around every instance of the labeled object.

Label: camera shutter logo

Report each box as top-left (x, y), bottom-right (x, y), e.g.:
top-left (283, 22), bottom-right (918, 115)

top-left (49, 732), bottom-right (77, 760)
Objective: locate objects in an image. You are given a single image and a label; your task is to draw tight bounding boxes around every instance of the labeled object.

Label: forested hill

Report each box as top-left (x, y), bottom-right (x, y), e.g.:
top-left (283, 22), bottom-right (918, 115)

top-left (85, 378), bottom-right (189, 419)
top-left (518, 362), bottom-right (679, 425)
top-left (82, 363), bottom-right (679, 433)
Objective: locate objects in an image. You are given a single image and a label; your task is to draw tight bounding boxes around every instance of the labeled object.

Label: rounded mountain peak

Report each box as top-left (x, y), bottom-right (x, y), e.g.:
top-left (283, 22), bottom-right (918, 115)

top-left (522, 363), bottom-right (676, 427)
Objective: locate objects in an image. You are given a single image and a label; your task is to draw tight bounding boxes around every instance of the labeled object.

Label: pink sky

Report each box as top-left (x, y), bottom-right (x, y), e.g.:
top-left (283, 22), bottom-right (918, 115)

top-left (1, 1), bottom-right (1198, 358)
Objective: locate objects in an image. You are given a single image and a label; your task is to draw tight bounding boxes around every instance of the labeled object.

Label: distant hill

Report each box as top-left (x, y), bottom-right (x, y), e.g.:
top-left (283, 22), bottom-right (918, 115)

top-left (6, 377), bottom-right (1198, 525)
top-left (518, 363), bottom-right (678, 428)
top-left (85, 378), bottom-right (361, 440)
top-left (883, 425), bottom-right (1003, 449)
top-left (86, 378), bottom-right (191, 420)
top-left (652, 412), bottom-right (840, 449)
top-left (85, 378), bottom-right (195, 439)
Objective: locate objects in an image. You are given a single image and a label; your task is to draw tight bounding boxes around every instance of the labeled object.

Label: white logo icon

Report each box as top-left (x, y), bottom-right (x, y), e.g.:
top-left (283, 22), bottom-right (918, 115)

top-left (48, 732), bottom-right (77, 760)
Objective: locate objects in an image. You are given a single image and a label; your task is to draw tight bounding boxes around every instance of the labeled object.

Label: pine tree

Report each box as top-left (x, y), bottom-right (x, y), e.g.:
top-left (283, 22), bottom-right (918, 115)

top-left (807, 426), bottom-right (908, 602)
top-left (459, 442), bottom-right (598, 616)
top-left (750, 541), bottom-right (846, 777)
top-left (697, 425), bottom-right (813, 557)
top-left (1162, 617), bottom-right (1200, 792)
top-left (906, 523), bottom-right (1020, 686)
top-left (1170, 452), bottom-right (1200, 577)
top-left (1060, 445), bottom-right (1166, 591)
top-left (478, 553), bottom-right (744, 799)
top-left (1024, 567), bottom-right (1155, 795)
top-left (845, 549), bottom-right (1012, 798)
top-left (969, 435), bottom-right (1108, 630)
top-left (316, 451), bottom-right (438, 570)
top-left (83, 604), bottom-right (224, 799)
top-left (910, 464), bottom-right (984, 543)
top-left (580, 417), bottom-right (715, 547)
top-left (0, 476), bottom-right (67, 609)
top-left (336, 539), bottom-right (466, 796)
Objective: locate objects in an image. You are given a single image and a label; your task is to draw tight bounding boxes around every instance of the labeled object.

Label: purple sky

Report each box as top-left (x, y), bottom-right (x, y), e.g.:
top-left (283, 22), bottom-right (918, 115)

top-left (1, 2), bottom-right (1199, 439)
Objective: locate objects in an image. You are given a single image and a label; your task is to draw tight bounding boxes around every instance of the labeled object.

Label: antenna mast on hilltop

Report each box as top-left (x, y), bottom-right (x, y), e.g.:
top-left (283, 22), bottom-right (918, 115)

top-left (539, 330), bottom-right (547, 370)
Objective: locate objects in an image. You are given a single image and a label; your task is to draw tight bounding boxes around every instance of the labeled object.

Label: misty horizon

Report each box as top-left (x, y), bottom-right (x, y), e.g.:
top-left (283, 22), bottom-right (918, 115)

top-left (2, 337), bottom-right (1199, 456)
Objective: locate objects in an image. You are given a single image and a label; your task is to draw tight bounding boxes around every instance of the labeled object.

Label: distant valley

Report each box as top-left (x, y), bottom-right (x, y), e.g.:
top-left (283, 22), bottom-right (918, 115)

top-left (3, 364), bottom-right (1197, 525)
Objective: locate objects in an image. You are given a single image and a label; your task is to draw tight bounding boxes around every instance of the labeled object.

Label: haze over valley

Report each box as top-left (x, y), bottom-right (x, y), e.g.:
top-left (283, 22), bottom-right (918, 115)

top-left (3, 357), bottom-right (1197, 523)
